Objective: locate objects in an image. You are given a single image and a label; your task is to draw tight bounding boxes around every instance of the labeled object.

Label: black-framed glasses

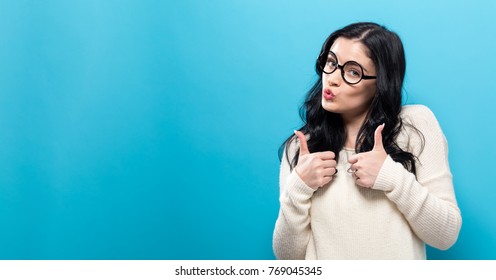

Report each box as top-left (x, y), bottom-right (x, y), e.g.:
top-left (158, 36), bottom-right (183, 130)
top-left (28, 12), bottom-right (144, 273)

top-left (318, 51), bottom-right (376, 85)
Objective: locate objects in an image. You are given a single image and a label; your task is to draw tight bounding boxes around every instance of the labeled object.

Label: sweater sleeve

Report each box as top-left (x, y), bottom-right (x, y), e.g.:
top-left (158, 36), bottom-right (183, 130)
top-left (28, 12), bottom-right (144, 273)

top-left (273, 137), bottom-right (317, 259)
top-left (373, 105), bottom-right (462, 250)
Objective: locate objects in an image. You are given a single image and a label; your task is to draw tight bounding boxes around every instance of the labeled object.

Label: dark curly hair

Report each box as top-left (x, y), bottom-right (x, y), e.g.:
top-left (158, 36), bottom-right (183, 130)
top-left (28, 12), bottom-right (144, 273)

top-left (279, 22), bottom-right (422, 175)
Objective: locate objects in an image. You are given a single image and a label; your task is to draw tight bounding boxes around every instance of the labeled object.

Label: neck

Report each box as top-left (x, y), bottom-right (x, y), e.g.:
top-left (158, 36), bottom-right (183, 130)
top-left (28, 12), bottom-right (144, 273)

top-left (342, 111), bottom-right (368, 149)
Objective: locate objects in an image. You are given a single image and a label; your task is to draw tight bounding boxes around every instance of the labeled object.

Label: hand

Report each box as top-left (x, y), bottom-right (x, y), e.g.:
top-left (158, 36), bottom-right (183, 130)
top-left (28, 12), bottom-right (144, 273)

top-left (294, 130), bottom-right (337, 190)
top-left (348, 124), bottom-right (388, 188)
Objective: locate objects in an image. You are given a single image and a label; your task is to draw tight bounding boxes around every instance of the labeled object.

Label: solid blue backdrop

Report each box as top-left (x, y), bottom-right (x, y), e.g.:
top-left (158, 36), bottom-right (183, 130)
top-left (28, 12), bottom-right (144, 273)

top-left (0, 0), bottom-right (494, 259)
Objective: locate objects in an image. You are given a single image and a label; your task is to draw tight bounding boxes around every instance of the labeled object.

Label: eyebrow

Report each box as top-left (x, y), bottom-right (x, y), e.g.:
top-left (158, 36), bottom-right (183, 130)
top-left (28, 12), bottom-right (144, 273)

top-left (328, 51), bottom-right (372, 73)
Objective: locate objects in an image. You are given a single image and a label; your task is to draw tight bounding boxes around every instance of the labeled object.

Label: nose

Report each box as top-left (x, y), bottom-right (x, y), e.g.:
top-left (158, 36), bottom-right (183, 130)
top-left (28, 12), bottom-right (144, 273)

top-left (325, 68), bottom-right (342, 86)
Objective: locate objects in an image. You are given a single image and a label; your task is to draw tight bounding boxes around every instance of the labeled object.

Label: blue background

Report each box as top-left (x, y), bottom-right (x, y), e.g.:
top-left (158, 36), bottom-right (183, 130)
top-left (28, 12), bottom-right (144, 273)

top-left (0, 0), bottom-right (494, 259)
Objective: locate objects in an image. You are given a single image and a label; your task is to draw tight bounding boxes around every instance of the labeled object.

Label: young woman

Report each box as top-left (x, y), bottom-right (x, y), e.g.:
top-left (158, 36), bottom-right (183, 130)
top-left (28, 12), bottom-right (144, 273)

top-left (273, 22), bottom-right (461, 259)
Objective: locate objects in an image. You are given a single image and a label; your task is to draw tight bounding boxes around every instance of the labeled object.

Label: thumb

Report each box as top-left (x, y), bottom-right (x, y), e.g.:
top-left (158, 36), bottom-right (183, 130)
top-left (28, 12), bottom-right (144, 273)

top-left (348, 154), bottom-right (358, 164)
top-left (373, 123), bottom-right (385, 151)
top-left (294, 130), bottom-right (310, 155)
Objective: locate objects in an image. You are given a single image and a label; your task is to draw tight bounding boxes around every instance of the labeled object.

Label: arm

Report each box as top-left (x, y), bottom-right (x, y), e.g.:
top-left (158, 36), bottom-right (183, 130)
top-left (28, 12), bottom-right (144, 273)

top-left (272, 139), bottom-right (316, 259)
top-left (373, 105), bottom-right (462, 250)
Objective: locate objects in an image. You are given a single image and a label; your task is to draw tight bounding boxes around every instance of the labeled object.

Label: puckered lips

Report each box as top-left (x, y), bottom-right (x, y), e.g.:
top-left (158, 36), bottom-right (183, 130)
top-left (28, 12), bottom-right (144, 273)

top-left (323, 88), bottom-right (335, 100)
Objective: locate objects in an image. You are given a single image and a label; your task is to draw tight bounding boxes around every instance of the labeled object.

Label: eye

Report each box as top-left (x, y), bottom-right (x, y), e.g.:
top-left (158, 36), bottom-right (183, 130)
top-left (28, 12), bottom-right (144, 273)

top-left (344, 62), bottom-right (362, 78)
top-left (326, 56), bottom-right (337, 67)
top-left (347, 68), bottom-right (360, 77)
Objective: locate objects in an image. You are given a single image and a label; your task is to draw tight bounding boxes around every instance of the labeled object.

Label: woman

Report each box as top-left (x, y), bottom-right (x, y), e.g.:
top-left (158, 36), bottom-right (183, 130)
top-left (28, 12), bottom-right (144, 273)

top-left (273, 22), bottom-right (461, 259)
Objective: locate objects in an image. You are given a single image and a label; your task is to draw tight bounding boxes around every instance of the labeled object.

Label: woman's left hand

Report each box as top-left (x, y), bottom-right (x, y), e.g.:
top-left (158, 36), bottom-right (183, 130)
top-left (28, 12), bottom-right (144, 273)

top-left (348, 124), bottom-right (388, 188)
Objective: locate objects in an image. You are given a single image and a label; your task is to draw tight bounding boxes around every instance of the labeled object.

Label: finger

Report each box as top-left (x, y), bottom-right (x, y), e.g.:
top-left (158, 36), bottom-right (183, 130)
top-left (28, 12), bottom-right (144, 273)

top-left (294, 130), bottom-right (310, 155)
top-left (321, 176), bottom-right (333, 186)
top-left (348, 154), bottom-right (359, 164)
top-left (355, 177), bottom-right (364, 187)
top-left (348, 165), bottom-right (358, 174)
top-left (373, 123), bottom-right (385, 151)
top-left (323, 167), bottom-right (337, 176)
top-left (315, 151), bottom-right (335, 159)
top-left (322, 160), bottom-right (337, 169)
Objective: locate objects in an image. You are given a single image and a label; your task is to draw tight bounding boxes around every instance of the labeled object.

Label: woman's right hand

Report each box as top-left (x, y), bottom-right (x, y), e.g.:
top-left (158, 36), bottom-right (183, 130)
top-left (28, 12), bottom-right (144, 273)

top-left (294, 131), bottom-right (337, 190)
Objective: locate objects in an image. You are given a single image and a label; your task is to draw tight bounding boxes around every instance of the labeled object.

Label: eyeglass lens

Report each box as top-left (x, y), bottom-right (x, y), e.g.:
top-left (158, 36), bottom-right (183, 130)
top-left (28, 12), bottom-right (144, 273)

top-left (323, 52), bottom-right (364, 84)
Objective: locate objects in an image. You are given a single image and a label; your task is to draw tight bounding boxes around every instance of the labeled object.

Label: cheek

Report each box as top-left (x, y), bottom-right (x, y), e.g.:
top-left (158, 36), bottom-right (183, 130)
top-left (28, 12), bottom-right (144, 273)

top-left (361, 89), bottom-right (376, 102)
top-left (356, 84), bottom-right (376, 100)
top-left (346, 85), bottom-right (376, 106)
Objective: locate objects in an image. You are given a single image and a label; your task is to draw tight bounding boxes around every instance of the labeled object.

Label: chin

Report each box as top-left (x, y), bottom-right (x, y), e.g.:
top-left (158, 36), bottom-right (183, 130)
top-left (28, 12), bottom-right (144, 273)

top-left (321, 99), bottom-right (337, 113)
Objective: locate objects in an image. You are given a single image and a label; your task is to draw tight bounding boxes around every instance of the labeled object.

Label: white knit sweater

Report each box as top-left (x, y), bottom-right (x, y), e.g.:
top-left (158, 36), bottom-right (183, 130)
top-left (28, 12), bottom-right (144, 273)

top-left (273, 105), bottom-right (462, 259)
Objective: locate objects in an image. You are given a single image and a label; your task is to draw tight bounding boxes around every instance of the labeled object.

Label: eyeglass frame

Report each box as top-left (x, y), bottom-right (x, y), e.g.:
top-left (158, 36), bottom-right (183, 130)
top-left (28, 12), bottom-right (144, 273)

top-left (318, 51), bottom-right (377, 85)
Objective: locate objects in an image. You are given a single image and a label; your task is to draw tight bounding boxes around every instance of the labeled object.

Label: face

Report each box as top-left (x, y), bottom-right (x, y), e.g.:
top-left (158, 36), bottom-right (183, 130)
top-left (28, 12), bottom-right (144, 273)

top-left (321, 37), bottom-right (377, 121)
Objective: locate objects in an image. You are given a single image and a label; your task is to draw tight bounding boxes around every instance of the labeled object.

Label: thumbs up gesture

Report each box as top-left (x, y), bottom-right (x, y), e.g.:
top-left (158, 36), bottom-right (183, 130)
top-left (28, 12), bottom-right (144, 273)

top-left (348, 124), bottom-right (388, 188)
top-left (294, 130), bottom-right (337, 190)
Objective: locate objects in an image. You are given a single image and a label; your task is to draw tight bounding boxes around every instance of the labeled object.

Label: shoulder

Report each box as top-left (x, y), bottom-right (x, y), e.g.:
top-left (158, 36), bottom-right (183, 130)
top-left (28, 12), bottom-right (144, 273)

top-left (400, 104), bottom-right (442, 131)
top-left (398, 104), bottom-right (447, 154)
top-left (400, 104), bottom-right (437, 122)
